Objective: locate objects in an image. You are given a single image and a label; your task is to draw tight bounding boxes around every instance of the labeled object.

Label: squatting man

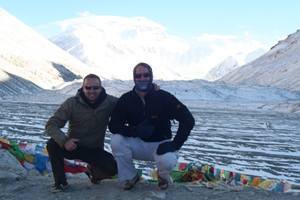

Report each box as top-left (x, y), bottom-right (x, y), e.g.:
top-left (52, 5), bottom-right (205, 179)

top-left (109, 62), bottom-right (195, 190)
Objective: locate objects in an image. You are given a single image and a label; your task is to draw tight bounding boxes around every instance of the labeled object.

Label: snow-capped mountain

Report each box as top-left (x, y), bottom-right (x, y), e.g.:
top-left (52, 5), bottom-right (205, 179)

top-left (48, 16), bottom-right (190, 80)
top-left (0, 8), bottom-right (95, 97)
top-left (205, 48), bottom-right (266, 81)
top-left (217, 29), bottom-right (300, 92)
top-left (47, 15), bottom-right (265, 80)
top-left (205, 57), bottom-right (239, 81)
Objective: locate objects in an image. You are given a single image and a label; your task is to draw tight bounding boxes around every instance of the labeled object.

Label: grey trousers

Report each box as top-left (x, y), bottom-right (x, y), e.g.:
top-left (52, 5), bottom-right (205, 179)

top-left (110, 134), bottom-right (179, 183)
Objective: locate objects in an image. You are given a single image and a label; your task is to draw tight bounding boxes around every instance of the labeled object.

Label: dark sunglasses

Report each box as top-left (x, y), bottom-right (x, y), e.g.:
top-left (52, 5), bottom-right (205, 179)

top-left (84, 86), bottom-right (101, 90)
top-left (134, 72), bottom-right (151, 79)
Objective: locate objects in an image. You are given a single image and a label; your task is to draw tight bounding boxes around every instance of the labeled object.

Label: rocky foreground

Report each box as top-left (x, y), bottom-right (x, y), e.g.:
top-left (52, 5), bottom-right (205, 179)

top-left (1, 149), bottom-right (299, 200)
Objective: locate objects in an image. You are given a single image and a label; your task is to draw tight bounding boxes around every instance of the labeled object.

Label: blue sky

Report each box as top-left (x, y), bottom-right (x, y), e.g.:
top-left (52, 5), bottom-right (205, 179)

top-left (1, 0), bottom-right (299, 48)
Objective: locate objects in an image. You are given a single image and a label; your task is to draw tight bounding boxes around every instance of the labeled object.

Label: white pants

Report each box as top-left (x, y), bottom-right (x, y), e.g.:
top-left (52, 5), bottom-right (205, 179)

top-left (110, 134), bottom-right (179, 183)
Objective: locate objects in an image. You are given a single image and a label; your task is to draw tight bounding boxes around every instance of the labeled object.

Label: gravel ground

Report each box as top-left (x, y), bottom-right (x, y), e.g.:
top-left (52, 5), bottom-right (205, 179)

top-left (1, 171), bottom-right (299, 200)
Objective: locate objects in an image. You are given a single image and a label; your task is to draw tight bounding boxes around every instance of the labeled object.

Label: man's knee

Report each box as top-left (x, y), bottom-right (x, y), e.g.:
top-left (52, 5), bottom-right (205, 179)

top-left (110, 134), bottom-right (128, 155)
top-left (110, 134), bottom-right (124, 147)
top-left (156, 153), bottom-right (178, 171)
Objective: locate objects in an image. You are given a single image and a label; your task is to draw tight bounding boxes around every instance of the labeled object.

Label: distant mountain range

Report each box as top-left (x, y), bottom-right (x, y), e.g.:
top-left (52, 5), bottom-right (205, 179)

top-left (0, 7), bottom-right (299, 99)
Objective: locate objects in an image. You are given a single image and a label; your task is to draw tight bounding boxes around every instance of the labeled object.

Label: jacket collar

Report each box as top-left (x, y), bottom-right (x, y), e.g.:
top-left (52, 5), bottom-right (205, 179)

top-left (77, 87), bottom-right (107, 109)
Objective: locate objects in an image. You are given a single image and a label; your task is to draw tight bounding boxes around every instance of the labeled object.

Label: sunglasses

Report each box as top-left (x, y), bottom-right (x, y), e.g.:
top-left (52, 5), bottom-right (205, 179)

top-left (134, 72), bottom-right (151, 79)
top-left (84, 86), bottom-right (101, 90)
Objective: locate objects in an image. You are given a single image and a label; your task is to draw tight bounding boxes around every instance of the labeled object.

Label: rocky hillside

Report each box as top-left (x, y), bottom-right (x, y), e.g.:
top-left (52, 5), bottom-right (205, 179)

top-left (218, 29), bottom-right (300, 92)
top-left (0, 8), bottom-right (94, 98)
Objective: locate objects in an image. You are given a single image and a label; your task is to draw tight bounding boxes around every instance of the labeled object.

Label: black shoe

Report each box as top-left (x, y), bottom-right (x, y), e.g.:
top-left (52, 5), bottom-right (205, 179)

top-left (122, 173), bottom-right (140, 191)
top-left (157, 172), bottom-right (168, 190)
top-left (51, 181), bottom-right (68, 193)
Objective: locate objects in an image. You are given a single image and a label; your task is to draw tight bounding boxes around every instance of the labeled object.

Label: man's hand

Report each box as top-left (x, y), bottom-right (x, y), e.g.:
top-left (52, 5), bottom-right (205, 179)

top-left (156, 141), bottom-right (180, 155)
top-left (64, 138), bottom-right (80, 151)
top-left (131, 119), bottom-right (154, 139)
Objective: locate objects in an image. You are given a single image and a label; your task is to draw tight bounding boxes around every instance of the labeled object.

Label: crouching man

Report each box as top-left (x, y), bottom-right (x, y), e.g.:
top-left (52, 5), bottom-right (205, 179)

top-left (45, 74), bottom-right (118, 193)
top-left (108, 63), bottom-right (195, 190)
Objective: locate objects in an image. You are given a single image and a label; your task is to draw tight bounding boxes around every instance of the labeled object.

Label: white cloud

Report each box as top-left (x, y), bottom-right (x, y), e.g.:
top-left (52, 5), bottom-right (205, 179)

top-left (196, 33), bottom-right (237, 42)
top-left (189, 32), bottom-right (265, 70)
top-left (76, 11), bottom-right (95, 17)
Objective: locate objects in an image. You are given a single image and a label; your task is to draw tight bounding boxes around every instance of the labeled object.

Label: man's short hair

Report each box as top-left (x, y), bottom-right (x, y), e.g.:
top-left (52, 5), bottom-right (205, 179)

top-left (83, 74), bottom-right (101, 86)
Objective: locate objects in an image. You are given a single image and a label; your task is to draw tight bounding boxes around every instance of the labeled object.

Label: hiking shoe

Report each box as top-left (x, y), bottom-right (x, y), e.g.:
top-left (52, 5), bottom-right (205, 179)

top-left (122, 173), bottom-right (140, 191)
top-left (51, 181), bottom-right (68, 193)
top-left (87, 164), bottom-right (102, 184)
top-left (157, 173), bottom-right (168, 190)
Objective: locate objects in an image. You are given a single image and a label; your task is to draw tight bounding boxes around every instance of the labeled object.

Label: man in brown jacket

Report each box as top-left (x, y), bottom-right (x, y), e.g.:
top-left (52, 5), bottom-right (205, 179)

top-left (45, 74), bottom-right (118, 193)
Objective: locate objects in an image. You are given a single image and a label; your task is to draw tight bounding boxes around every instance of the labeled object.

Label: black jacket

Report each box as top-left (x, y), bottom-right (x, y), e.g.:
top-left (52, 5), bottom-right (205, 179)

top-left (108, 86), bottom-right (195, 148)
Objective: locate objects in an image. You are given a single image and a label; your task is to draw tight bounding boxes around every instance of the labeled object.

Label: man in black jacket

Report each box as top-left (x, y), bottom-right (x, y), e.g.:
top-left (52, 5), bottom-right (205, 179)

top-left (108, 62), bottom-right (195, 190)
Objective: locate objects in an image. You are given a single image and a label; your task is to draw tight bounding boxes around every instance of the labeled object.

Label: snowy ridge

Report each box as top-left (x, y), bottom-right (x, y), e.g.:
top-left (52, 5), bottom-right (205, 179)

top-left (205, 57), bottom-right (239, 81)
top-left (218, 29), bottom-right (300, 92)
top-left (0, 8), bottom-right (95, 96)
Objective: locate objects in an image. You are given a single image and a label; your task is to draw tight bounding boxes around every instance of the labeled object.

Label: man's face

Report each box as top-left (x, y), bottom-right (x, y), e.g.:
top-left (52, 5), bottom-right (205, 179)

top-left (134, 65), bottom-right (152, 92)
top-left (82, 78), bottom-right (102, 103)
top-left (134, 66), bottom-right (151, 81)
